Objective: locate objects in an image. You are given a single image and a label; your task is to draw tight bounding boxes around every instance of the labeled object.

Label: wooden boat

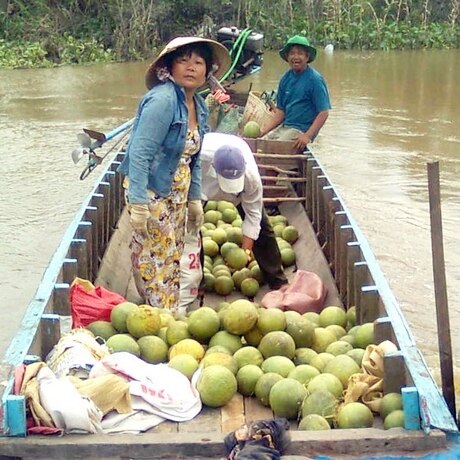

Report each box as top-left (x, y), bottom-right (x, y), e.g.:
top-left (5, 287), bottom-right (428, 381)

top-left (0, 131), bottom-right (459, 458)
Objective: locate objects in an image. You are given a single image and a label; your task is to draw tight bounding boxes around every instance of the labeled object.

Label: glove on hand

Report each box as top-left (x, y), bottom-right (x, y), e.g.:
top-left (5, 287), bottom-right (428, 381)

top-left (187, 200), bottom-right (204, 235)
top-left (129, 204), bottom-right (150, 233)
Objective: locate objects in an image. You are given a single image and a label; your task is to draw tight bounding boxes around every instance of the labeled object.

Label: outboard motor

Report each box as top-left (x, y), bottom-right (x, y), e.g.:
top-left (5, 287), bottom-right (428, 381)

top-left (216, 26), bottom-right (264, 83)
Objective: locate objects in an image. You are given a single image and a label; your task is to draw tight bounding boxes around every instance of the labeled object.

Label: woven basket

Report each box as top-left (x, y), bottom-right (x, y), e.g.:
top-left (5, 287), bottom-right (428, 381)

top-left (241, 91), bottom-right (277, 131)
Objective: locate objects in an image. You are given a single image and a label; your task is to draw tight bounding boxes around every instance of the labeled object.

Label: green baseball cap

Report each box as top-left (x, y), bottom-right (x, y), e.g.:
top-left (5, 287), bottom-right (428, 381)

top-left (279, 35), bottom-right (317, 63)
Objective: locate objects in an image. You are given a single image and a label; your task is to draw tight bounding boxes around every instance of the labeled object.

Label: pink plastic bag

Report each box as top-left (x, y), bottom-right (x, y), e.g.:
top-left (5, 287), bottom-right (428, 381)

top-left (261, 270), bottom-right (327, 313)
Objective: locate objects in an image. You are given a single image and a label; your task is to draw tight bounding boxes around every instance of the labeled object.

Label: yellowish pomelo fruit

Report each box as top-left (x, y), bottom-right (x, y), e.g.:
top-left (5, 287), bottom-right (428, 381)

top-left (301, 389), bottom-right (338, 424)
top-left (203, 272), bottom-right (216, 292)
top-left (232, 218), bottom-right (242, 228)
top-left (293, 347), bottom-right (318, 365)
top-left (168, 354), bottom-right (199, 380)
top-left (336, 402), bottom-right (374, 429)
top-left (169, 338), bottom-right (205, 362)
top-left (254, 372), bottom-right (284, 406)
top-left (261, 355), bottom-right (295, 377)
top-left (307, 372), bottom-right (344, 399)
top-left (257, 308), bottom-right (287, 334)
top-left (271, 215), bottom-right (288, 226)
top-left (205, 345), bottom-right (232, 355)
top-left (285, 310), bottom-right (302, 325)
top-left (196, 365), bottom-right (237, 407)
top-left (298, 414), bottom-right (331, 431)
top-left (354, 322), bottom-right (375, 349)
top-left (233, 346), bottom-right (264, 369)
top-left (325, 340), bottom-right (354, 356)
top-left (281, 225), bottom-right (299, 244)
top-left (243, 120), bottom-right (261, 138)
top-left (217, 200), bottom-right (235, 213)
top-left (208, 330), bottom-right (242, 354)
top-left (384, 409), bottom-right (405, 429)
top-left (311, 327), bottom-right (337, 353)
top-left (204, 201), bottom-right (218, 211)
top-left (222, 208), bottom-right (238, 224)
top-left (269, 378), bottom-right (307, 419)
top-left (126, 305), bottom-right (161, 338)
top-left (276, 237), bottom-right (291, 250)
top-left (232, 268), bottom-right (252, 289)
top-left (258, 331), bottom-right (296, 359)
top-left (216, 301), bottom-right (230, 311)
top-left (166, 320), bottom-right (190, 346)
top-left (225, 247), bottom-right (248, 270)
top-left (225, 227), bottom-right (243, 246)
top-left (87, 320), bottom-right (117, 341)
top-left (325, 324), bottom-right (347, 340)
top-left (319, 306), bottom-right (347, 328)
top-left (273, 224), bottom-right (286, 238)
top-left (323, 354), bottom-right (361, 389)
top-left (309, 352), bottom-right (335, 372)
top-left (240, 277), bottom-right (260, 298)
top-left (236, 364), bottom-right (264, 396)
top-left (346, 306), bottom-right (357, 328)
top-left (222, 299), bottom-right (258, 335)
top-left (212, 266), bottom-right (231, 278)
top-left (203, 239), bottom-right (219, 257)
top-left (285, 316), bottom-right (315, 348)
top-left (211, 227), bottom-right (227, 246)
top-left (137, 335), bottom-right (168, 364)
top-left (243, 324), bottom-right (264, 347)
top-left (280, 247), bottom-right (296, 266)
top-left (220, 241), bottom-right (239, 258)
top-left (157, 326), bottom-right (168, 343)
top-left (288, 364), bottom-right (320, 385)
top-left (214, 275), bottom-right (235, 296)
top-left (110, 301), bottom-right (138, 333)
top-left (250, 265), bottom-right (264, 284)
top-left (200, 351), bottom-right (238, 375)
top-left (379, 393), bottom-right (403, 420)
top-left (187, 307), bottom-right (220, 342)
top-left (106, 333), bottom-right (140, 357)
top-left (303, 311), bottom-right (320, 325)
top-left (346, 348), bottom-right (365, 366)
top-left (202, 221), bottom-right (216, 230)
top-left (204, 209), bottom-right (220, 225)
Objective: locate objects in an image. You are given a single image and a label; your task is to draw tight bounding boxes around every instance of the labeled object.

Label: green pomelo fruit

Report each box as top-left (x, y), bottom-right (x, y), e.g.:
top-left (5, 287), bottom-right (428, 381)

top-left (159, 312), bottom-right (175, 328)
top-left (225, 247), bottom-right (248, 270)
top-left (214, 276), bottom-right (235, 296)
top-left (216, 301), bottom-right (230, 312)
top-left (232, 268), bottom-right (252, 289)
top-left (202, 222), bottom-right (216, 230)
top-left (280, 247), bottom-right (296, 267)
top-left (212, 255), bottom-right (225, 266)
top-left (354, 322), bottom-right (375, 349)
top-left (340, 334), bottom-right (355, 346)
top-left (269, 378), bottom-right (307, 419)
top-left (287, 364), bottom-right (320, 385)
top-left (217, 200), bottom-right (235, 213)
top-left (205, 345), bottom-right (232, 355)
top-left (157, 327), bottom-right (168, 343)
top-left (285, 317), bottom-right (315, 348)
top-left (166, 320), bottom-right (191, 346)
top-left (379, 393), bottom-right (403, 420)
top-left (187, 307), bottom-right (220, 342)
top-left (303, 311), bottom-right (320, 325)
top-left (220, 241), bottom-right (239, 258)
top-left (298, 414), bottom-right (331, 431)
top-left (233, 346), bottom-right (264, 369)
top-left (243, 120), bottom-right (261, 138)
top-left (254, 372), bottom-right (284, 406)
top-left (236, 364), bottom-right (264, 396)
top-left (276, 237), bottom-right (291, 250)
top-left (346, 348), bottom-right (366, 366)
top-left (250, 265), bottom-right (264, 284)
top-left (294, 348), bottom-right (318, 365)
top-left (325, 324), bottom-right (347, 340)
top-left (271, 215), bottom-right (288, 226)
top-left (168, 354), bottom-right (199, 380)
top-left (200, 352), bottom-right (238, 375)
top-left (243, 325), bottom-right (264, 347)
top-left (323, 354), bottom-right (361, 389)
top-left (347, 325), bottom-right (360, 336)
top-left (169, 338), bottom-right (205, 362)
top-left (281, 225), bottom-right (299, 244)
top-left (325, 340), bottom-right (354, 356)
top-left (261, 356), bottom-right (295, 377)
top-left (204, 201), bottom-right (218, 212)
top-left (319, 306), bottom-right (347, 328)
top-left (346, 306), bottom-right (357, 327)
top-left (110, 301), bottom-right (138, 333)
top-left (225, 227), bottom-right (243, 246)
top-left (306, 373), bottom-right (344, 399)
top-left (222, 208), bottom-right (238, 224)
top-left (273, 224), bottom-right (286, 238)
top-left (222, 299), bottom-right (258, 335)
top-left (284, 310), bottom-right (302, 326)
top-left (203, 273), bottom-right (216, 292)
top-left (232, 218), bottom-right (242, 228)
top-left (106, 334), bottom-right (140, 357)
top-left (309, 352), bottom-right (335, 372)
top-left (336, 402), bottom-right (374, 429)
top-left (258, 331), bottom-right (296, 359)
top-left (203, 239), bottom-right (219, 257)
top-left (311, 328), bottom-right (337, 353)
top-left (196, 365), bottom-right (237, 407)
top-left (137, 335), bottom-right (168, 364)
top-left (240, 278), bottom-right (260, 298)
top-left (87, 320), bottom-right (117, 341)
top-left (257, 308), bottom-right (287, 335)
top-left (301, 389), bottom-right (338, 423)
top-left (204, 209), bottom-right (220, 225)
top-left (211, 227), bottom-right (227, 245)
top-left (209, 330), bottom-right (242, 354)
top-left (211, 265), bottom-right (230, 278)
top-left (126, 305), bottom-right (161, 338)
top-left (384, 410), bottom-right (405, 429)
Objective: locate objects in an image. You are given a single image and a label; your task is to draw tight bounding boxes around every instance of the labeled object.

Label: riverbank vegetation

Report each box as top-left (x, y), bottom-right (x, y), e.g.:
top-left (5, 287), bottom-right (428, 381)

top-left (1, 0), bottom-right (459, 68)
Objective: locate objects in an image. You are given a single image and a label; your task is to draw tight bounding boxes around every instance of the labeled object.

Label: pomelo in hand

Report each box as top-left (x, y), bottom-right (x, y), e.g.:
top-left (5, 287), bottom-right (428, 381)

top-left (243, 120), bottom-right (261, 138)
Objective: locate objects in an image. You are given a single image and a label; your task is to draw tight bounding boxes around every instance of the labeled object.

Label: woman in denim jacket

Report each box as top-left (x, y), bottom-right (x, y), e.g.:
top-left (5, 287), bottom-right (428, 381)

top-left (118, 37), bottom-right (230, 314)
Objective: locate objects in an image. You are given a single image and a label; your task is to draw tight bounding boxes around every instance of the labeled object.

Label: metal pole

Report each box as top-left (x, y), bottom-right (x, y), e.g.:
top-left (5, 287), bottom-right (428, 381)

top-left (427, 161), bottom-right (456, 419)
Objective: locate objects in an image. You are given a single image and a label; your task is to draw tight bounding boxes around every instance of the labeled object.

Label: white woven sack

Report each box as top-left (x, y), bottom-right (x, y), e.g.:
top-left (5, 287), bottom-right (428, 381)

top-left (179, 232), bottom-right (203, 311)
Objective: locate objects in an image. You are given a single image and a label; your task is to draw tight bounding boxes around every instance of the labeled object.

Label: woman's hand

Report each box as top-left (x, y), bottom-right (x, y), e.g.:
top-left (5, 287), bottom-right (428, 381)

top-left (129, 204), bottom-right (150, 233)
top-left (187, 200), bottom-right (204, 235)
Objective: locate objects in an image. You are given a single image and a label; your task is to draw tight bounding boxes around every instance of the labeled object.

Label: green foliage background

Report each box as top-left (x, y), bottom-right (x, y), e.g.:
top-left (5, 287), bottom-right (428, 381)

top-left (0, 0), bottom-right (459, 68)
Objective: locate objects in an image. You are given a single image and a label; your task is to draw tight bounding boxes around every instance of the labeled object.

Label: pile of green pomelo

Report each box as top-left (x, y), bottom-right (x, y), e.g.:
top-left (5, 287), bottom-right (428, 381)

top-left (85, 301), bottom-right (405, 431)
top-left (201, 200), bottom-right (298, 298)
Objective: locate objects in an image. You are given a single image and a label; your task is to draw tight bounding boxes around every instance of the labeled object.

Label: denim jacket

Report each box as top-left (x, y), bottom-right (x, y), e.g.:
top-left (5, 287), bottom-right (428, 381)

top-left (117, 80), bottom-right (209, 204)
